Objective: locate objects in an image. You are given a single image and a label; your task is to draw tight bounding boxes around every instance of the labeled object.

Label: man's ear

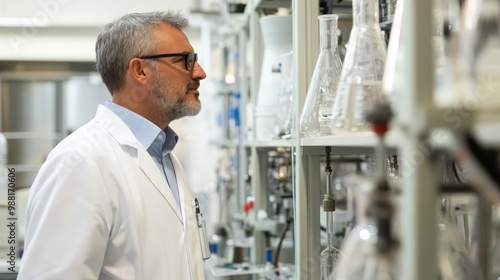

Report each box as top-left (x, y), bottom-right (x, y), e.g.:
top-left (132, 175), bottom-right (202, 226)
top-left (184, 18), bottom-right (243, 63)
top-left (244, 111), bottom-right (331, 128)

top-left (128, 58), bottom-right (149, 85)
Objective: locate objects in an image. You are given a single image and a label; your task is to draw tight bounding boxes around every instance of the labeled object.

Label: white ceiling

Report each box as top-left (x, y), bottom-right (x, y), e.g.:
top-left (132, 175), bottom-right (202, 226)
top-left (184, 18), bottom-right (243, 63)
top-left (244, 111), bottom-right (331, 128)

top-left (0, 0), bottom-right (219, 27)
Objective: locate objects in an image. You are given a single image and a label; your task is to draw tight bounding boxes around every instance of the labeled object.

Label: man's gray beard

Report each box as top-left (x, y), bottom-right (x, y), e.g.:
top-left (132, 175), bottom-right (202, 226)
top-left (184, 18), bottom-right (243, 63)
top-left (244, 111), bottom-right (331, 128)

top-left (150, 75), bottom-right (201, 121)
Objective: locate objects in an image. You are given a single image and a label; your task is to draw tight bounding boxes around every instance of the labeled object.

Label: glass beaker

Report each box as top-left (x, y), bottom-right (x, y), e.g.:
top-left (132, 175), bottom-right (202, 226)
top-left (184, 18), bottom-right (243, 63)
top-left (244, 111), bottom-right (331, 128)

top-left (331, 0), bottom-right (387, 134)
top-left (299, 14), bottom-right (343, 137)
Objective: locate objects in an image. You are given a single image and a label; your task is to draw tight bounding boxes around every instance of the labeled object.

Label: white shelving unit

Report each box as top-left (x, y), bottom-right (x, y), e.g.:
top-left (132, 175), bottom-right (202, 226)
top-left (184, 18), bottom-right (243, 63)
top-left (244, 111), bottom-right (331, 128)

top-left (291, 0), bottom-right (322, 278)
top-left (242, 0), bottom-right (296, 268)
top-left (240, 0), bottom-right (500, 279)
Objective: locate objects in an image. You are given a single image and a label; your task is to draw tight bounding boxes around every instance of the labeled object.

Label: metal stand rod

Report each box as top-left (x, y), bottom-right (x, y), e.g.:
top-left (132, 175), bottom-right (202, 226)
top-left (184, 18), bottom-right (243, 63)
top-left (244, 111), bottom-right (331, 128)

top-left (477, 196), bottom-right (491, 280)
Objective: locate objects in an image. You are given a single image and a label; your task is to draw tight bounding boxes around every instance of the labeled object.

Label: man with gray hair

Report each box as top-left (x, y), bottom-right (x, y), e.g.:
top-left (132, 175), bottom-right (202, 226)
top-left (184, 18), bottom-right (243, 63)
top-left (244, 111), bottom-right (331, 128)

top-left (18, 11), bottom-right (208, 279)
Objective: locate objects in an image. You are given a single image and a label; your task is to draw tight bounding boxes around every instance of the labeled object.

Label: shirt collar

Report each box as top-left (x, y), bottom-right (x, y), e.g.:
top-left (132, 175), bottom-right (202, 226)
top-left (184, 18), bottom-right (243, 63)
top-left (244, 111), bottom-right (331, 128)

top-left (104, 101), bottom-right (178, 152)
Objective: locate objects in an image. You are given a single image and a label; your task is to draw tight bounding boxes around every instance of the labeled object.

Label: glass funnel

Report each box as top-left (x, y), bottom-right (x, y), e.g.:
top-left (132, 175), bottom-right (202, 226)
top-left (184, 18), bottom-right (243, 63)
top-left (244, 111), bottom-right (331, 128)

top-left (299, 14), bottom-right (343, 137)
top-left (331, 0), bottom-right (387, 133)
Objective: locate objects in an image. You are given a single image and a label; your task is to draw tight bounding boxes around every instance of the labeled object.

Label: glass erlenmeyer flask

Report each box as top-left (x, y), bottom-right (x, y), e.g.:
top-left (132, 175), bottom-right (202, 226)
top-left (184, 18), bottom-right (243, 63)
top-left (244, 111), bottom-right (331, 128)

top-left (299, 14), bottom-right (343, 137)
top-left (331, 0), bottom-right (387, 133)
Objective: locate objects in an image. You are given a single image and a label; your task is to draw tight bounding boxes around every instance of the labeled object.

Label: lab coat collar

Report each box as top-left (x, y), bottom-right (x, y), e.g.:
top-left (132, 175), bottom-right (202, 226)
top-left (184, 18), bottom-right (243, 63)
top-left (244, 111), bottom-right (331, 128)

top-left (94, 105), bottom-right (183, 223)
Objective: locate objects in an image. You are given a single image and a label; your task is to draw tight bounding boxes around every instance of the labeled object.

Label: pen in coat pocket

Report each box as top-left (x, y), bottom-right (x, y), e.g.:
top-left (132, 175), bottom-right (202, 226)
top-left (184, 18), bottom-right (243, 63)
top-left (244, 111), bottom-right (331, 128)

top-left (195, 198), bottom-right (211, 260)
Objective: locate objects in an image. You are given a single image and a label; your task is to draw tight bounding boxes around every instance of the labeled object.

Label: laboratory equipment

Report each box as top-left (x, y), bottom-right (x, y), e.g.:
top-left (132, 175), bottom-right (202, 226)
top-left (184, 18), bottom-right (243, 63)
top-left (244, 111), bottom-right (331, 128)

top-left (381, 0), bottom-right (404, 111)
top-left (255, 15), bottom-right (293, 141)
top-left (257, 14), bottom-right (292, 108)
top-left (442, 0), bottom-right (500, 116)
top-left (386, 155), bottom-right (402, 192)
top-left (380, 0), bottom-right (397, 22)
top-left (433, 0), bottom-right (461, 108)
top-left (437, 211), bottom-right (483, 280)
top-left (320, 147), bottom-right (343, 280)
top-left (275, 51), bottom-right (294, 137)
top-left (334, 171), bottom-right (399, 280)
top-left (331, 0), bottom-right (387, 134)
top-left (334, 103), bottom-right (400, 280)
top-left (299, 14), bottom-right (343, 137)
top-left (461, 0), bottom-right (500, 118)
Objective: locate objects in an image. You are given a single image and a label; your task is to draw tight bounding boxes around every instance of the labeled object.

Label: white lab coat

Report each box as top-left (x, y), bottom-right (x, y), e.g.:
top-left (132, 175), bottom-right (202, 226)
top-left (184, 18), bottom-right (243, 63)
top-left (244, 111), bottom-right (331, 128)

top-left (18, 105), bottom-right (206, 280)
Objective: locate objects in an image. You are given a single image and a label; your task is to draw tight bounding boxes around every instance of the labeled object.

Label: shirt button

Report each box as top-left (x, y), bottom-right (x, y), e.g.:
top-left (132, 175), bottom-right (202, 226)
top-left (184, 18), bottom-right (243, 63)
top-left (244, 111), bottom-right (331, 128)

top-left (157, 134), bottom-right (163, 140)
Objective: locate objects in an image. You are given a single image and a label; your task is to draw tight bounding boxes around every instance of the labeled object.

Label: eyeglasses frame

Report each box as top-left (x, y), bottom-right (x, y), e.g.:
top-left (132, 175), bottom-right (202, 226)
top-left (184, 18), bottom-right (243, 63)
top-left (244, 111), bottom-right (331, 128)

top-left (139, 53), bottom-right (198, 71)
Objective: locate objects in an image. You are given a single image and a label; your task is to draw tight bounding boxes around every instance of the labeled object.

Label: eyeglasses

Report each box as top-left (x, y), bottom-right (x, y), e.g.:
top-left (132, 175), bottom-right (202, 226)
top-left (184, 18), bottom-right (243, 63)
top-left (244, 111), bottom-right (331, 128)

top-left (139, 53), bottom-right (198, 71)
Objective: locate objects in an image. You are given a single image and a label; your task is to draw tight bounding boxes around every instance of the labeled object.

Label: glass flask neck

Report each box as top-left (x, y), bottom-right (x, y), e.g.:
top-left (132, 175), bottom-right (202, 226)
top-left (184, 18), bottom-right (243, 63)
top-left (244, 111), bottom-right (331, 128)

top-left (319, 15), bottom-right (339, 50)
top-left (353, 0), bottom-right (380, 26)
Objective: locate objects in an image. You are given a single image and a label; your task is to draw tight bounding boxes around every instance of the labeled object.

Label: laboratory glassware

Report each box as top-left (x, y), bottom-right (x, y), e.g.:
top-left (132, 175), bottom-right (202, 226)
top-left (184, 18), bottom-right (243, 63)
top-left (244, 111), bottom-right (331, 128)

top-left (380, 0), bottom-right (397, 22)
top-left (275, 51), bottom-right (294, 137)
top-left (331, 0), bottom-right (387, 134)
top-left (386, 155), bottom-right (402, 192)
top-left (443, 0), bottom-right (500, 114)
top-left (439, 159), bottom-right (483, 280)
top-left (299, 14), bottom-right (343, 137)
top-left (321, 210), bottom-right (343, 280)
top-left (437, 212), bottom-right (483, 280)
top-left (334, 103), bottom-right (400, 280)
top-left (255, 15), bottom-right (292, 141)
top-left (381, 0), bottom-right (404, 112)
top-left (321, 147), bottom-right (343, 280)
top-left (334, 172), bottom-right (399, 280)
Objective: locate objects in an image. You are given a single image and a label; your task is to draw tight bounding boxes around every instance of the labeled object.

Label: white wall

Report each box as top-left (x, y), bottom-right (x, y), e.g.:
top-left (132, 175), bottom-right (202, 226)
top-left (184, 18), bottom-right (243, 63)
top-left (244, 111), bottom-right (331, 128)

top-left (0, 0), bottom-right (193, 25)
top-left (0, 0), bottom-right (202, 61)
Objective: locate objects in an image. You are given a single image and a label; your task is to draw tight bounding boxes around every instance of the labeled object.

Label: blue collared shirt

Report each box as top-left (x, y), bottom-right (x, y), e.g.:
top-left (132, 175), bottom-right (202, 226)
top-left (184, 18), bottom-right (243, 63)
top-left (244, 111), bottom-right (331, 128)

top-left (104, 101), bottom-right (182, 215)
